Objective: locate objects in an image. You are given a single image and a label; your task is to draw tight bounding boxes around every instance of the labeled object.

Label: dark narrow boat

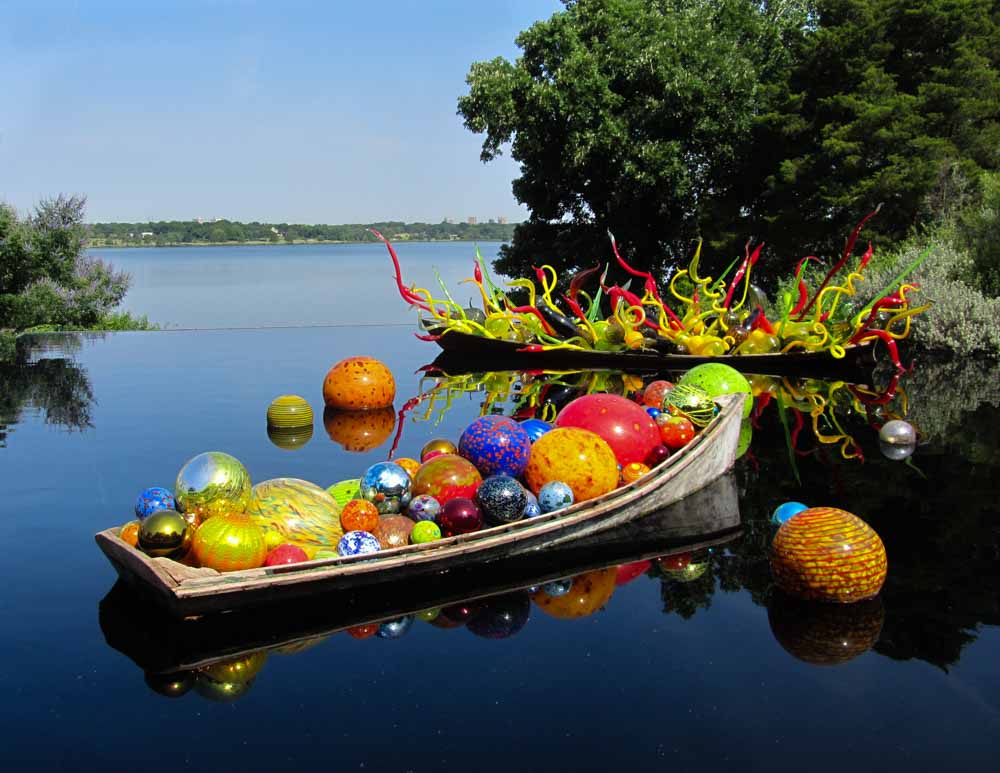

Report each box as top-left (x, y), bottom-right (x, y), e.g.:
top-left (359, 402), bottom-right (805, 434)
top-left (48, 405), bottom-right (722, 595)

top-left (95, 393), bottom-right (745, 618)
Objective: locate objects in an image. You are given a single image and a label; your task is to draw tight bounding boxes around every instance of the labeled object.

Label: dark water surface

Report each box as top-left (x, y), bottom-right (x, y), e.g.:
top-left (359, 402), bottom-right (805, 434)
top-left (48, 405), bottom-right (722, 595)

top-left (2, 248), bottom-right (999, 770)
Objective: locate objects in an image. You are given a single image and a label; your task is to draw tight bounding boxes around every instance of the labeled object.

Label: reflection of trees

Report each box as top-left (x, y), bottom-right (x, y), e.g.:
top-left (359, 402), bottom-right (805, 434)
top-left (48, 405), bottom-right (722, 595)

top-left (659, 358), bottom-right (1000, 671)
top-left (0, 334), bottom-right (95, 447)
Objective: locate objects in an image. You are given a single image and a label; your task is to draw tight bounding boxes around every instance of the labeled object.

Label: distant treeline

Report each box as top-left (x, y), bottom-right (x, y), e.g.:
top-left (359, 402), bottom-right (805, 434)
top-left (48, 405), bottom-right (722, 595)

top-left (87, 219), bottom-right (517, 247)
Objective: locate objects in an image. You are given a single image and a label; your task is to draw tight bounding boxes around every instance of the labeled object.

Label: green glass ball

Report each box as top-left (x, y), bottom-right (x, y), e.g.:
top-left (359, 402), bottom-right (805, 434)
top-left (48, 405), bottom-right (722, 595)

top-left (662, 383), bottom-right (718, 427)
top-left (678, 363), bottom-right (753, 418)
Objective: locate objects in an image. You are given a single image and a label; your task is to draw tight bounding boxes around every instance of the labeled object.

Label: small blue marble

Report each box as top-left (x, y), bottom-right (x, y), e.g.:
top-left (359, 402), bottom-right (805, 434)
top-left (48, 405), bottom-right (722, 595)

top-left (523, 490), bottom-right (542, 518)
top-left (407, 494), bottom-right (442, 522)
top-left (541, 579), bottom-right (572, 597)
top-left (538, 481), bottom-right (574, 513)
top-left (337, 530), bottom-right (382, 556)
top-left (645, 406), bottom-right (661, 420)
top-left (519, 418), bottom-right (553, 444)
top-left (377, 616), bottom-right (414, 639)
top-left (771, 501), bottom-right (809, 526)
top-left (134, 487), bottom-right (176, 520)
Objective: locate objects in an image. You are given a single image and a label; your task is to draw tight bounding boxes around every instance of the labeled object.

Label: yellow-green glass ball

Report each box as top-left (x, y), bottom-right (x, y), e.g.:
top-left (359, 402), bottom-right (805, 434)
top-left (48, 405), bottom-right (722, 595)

top-left (266, 394), bottom-right (314, 428)
top-left (191, 512), bottom-right (267, 572)
top-left (326, 479), bottom-right (361, 508)
top-left (678, 363), bottom-right (753, 418)
top-left (175, 451), bottom-right (252, 519)
top-left (247, 478), bottom-right (343, 549)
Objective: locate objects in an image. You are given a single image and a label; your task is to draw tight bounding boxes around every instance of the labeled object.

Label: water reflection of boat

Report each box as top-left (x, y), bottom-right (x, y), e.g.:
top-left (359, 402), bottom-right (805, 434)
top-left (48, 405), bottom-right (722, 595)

top-left (95, 393), bottom-right (744, 618)
top-left (99, 474), bottom-right (741, 677)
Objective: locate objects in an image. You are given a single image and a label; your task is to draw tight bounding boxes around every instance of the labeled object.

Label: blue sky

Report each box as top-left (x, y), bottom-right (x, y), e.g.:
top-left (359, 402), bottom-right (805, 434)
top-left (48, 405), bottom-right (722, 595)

top-left (1, 0), bottom-right (564, 223)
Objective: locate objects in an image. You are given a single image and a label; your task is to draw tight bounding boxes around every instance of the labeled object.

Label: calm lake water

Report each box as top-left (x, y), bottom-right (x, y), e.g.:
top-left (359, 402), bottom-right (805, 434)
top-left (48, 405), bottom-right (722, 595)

top-left (2, 244), bottom-right (999, 769)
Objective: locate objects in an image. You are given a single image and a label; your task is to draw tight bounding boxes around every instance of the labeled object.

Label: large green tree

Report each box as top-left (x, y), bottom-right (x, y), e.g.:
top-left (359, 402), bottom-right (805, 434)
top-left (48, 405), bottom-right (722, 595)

top-left (458, 0), bottom-right (811, 283)
top-left (750, 0), bottom-right (1000, 264)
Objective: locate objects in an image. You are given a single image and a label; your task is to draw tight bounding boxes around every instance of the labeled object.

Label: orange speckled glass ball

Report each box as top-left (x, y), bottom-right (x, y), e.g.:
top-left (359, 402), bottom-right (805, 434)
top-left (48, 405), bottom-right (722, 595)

top-left (770, 507), bottom-right (887, 603)
top-left (394, 457), bottom-right (421, 478)
top-left (523, 427), bottom-right (619, 503)
top-left (323, 406), bottom-right (395, 452)
top-left (119, 520), bottom-right (140, 547)
top-left (340, 499), bottom-right (379, 532)
top-left (191, 512), bottom-right (267, 572)
top-left (620, 462), bottom-right (651, 484)
top-left (641, 380), bottom-right (674, 408)
top-left (322, 356), bottom-right (396, 410)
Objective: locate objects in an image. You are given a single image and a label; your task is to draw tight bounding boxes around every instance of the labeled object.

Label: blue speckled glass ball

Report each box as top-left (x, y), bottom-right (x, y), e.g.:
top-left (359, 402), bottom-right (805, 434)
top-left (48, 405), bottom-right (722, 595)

top-left (520, 418), bottom-right (553, 444)
top-left (134, 487), bottom-right (176, 520)
top-left (523, 490), bottom-right (541, 518)
top-left (407, 494), bottom-right (441, 522)
top-left (337, 530), bottom-right (382, 556)
top-left (538, 481), bottom-right (574, 513)
top-left (541, 579), bottom-right (572, 597)
top-left (771, 501), bottom-right (808, 526)
top-left (458, 415), bottom-right (532, 477)
top-left (359, 462), bottom-right (412, 514)
top-left (476, 475), bottom-right (527, 526)
top-left (377, 616), bottom-right (414, 639)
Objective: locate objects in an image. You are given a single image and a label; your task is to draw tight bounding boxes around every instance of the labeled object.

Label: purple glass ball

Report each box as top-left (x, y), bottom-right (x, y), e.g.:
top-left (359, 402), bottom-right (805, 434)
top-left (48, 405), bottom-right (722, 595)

top-left (645, 444), bottom-right (672, 467)
top-left (458, 415), bottom-right (532, 478)
top-left (438, 497), bottom-right (484, 537)
top-left (407, 493), bottom-right (442, 522)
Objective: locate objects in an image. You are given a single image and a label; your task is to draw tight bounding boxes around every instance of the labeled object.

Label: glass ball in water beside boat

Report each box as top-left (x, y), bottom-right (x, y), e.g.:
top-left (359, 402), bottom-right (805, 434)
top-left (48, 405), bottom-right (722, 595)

top-left (411, 454), bottom-right (482, 505)
top-left (134, 486), bottom-right (176, 520)
top-left (519, 418), bottom-right (553, 444)
top-left (554, 393), bottom-right (661, 467)
top-left (407, 493), bottom-right (442, 522)
top-left (247, 478), bottom-right (343, 548)
top-left (678, 363), bottom-right (753, 418)
top-left (175, 451), bottom-right (252, 519)
top-left (420, 438), bottom-right (458, 463)
top-left (323, 406), bottom-right (395, 452)
top-left (459, 415), bottom-right (533, 477)
top-left (326, 479), bottom-right (361, 508)
top-left (266, 394), bottom-right (313, 428)
top-left (523, 427), bottom-right (618, 503)
top-left (359, 462), bottom-right (412, 514)
top-left (138, 510), bottom-right (193, 559)
top-left (772, 501), bottom-right (808, 526)
top-left (373, 515), bottom-right (416, 549)
top-left (768, 592), bottom-right (885, 666)
top-left (267, 423), bottom-right (313, 451)
top-left (144, 671), bottom-right (195, 698)
top-left (662, 383), bottom-right (718, 428)
top-left (411, 520), bottom-right (442, 544)
top-left (541, 579), bottom-right (572, 597)
top-left (523, 490), bottom-right (542, 517)
top-left (533, 568), bottom-right (617, 619)
top-left (322, 356), bottom-right (396, 410)
top-left (879, 420), bottom-right (916, 446)
top-left (337, 530), bottom-right (381, 557)
top-left (476, 475), bottom-right (527, 525)
top-left (377, 616), bottom-right (414, 639)
top-left (538, 481), bottom-right (574, 513)
top-left (191, 512), bottom-right (267, 571)
top-left (438, 497), bottom-right (484, 537)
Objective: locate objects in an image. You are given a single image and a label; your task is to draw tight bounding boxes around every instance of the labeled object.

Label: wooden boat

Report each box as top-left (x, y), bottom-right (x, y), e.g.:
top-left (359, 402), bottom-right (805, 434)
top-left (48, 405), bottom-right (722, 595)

top-left (95, 393), bottom-right (745, 619)
top-left (430, 328), bottom-right (877, 377)
top-left (100, 473), bottom-right (742, 675)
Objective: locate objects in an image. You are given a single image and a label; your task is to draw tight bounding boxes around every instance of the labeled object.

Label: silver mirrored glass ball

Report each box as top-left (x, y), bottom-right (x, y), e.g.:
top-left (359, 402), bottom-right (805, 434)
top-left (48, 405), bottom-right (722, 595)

top-left (359, 461), bottom-right (412, 514)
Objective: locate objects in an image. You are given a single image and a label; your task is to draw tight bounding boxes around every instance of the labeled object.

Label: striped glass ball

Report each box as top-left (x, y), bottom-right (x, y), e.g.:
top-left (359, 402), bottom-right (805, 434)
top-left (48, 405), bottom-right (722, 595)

top-left (192, 512), bottom-right (267, 572)
top-left (770, 507), bottom-right (887, 603)
top-left (266, 395), bottom-right (314, 428)
top-left (662, 383), bottom-right (717, 428)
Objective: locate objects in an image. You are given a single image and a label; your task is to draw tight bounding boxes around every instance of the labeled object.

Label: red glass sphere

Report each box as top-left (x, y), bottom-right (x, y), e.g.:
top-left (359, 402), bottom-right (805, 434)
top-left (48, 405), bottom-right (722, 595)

top-left (555, 393), bottom-right (661, 466)
top-left (438, 497), bottom-right (484, 537)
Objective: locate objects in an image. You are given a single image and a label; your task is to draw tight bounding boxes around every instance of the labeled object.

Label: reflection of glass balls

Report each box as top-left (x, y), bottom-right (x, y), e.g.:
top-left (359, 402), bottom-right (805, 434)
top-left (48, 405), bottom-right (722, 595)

top-left (267, 423), bottom-right (313, 451)
top-left (459, 415), bottom-right (532, 477)
top-left (467, 593), bottom-right (531, 639)
top-left (377, 616), bottom-right (414, 639)
top-left (337, 530), bottom-right (381, 557)
top-left (323, 407), bottom-right (395, 452)
top-left (359, 462), bottom-right (412, 514)
top-left (407, 494), bottom-right (442, 522)
top-left (175, 451), bottom-right (252, 519)
top-left (134, 486), bottom-right (175, 520)
top-left (538, 481), bottom-right (574, 513)
top-left (541, 579), bottom-right (572, 597)
top-left (533, 569), bottom-right (617, 618)
top-left (476, 476), bottom-right (527, 525)
top-left (880, 440), bottom-right (915, 461)
top-left (769, 592), bottom-right (885, 665)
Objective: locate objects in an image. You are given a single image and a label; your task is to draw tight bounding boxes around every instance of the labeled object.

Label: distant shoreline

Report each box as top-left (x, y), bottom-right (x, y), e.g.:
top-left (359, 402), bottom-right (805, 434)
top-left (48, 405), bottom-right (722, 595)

top-left (89, 238), bottom-right (510, 249)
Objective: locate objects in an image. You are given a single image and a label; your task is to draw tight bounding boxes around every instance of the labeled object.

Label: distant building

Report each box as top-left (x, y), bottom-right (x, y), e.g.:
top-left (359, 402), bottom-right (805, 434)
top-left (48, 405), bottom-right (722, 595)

top-left (140, 231), bottom-right (154, 238)
top-left (467, 216), bottom-right (477, 225)
top-left (498, 216), bottom-right (508, 225)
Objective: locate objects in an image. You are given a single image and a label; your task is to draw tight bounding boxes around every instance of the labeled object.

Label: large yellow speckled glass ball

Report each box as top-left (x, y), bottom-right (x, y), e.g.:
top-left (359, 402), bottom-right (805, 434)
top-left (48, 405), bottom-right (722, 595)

top-left (174, 451), bottom-right (252, 519)
top-left (246, 478), bottom-right (343, 549)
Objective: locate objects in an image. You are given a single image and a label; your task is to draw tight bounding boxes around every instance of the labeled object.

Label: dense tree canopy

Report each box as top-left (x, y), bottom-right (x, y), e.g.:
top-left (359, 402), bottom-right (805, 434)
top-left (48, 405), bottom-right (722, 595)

top-left (459, 0), bottom-right (1000, 284)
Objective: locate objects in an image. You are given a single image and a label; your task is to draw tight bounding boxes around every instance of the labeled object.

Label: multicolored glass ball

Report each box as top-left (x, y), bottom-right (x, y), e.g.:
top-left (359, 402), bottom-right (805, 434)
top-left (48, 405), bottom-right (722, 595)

top-left (476, 475), bottom-right (527, 526)
top-left (620, 462), bottom-right (651, 484)
top-left (459, 415), bottom-right (532, 478)
top-left (538, 481), bottom-right (574, 513)
top-left (407, 494), bottom-right (442, 522)
top-left (134, 486), bottom-right (176, 520)
top-left (359, 462), bottom-right (412, 515)
top-left (770, 507), bottom-right (887, 603)
top-left (337, 530), bottom-right (381, 557)
top-left (247, 478), bottom-right (343, 549)
top-left (523, 427), bottom-right (618, 503)
top-left (411, 454), bottom-right (482, 506)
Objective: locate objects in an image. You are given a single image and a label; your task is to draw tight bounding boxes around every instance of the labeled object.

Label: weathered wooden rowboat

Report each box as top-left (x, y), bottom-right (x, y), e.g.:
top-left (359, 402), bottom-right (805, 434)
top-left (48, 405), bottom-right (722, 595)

top-left (100, 473), bottom-right (742, 674)
top-left (430, 329), bottom-right (877, 377)
top-left (95, 393), bottom-right (745, 619)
